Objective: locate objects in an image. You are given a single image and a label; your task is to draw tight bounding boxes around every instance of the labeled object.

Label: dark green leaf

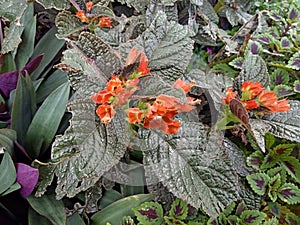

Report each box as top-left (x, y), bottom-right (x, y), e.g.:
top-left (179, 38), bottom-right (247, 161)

top-left (0, 129), bottom-right (16, 155)
top-left (246, 173), bottom-right (270, 196)
top-left (277, 183), bottom-right (300, 204)
top-left (28, 207), bottom-right (53, 225)
top-left (27, 194), bottom-right (66, 225)
top-left (0, 152), bottom-right (19, 195)
top-left (281, 156), bottom-right (300, 183)
top-left (25, 82), bottom-right (69, 158)
top-left (31, 26), bottom-right (65, 80)
top-left (11, 74), bottom-right (36, 146)
top-left (98, 189), bottom-right (123, 209)
top-left (67, 213), bottom-right (86, 225)
top-left (268, 202), bottom-right (281, 218)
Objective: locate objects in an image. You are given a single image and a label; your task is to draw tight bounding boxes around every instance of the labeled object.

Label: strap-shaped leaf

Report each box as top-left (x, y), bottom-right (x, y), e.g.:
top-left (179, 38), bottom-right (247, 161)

top-left (119, 11), bottom-right (194, 83)
top-left (234, 53), bottom-right (269, 90)
top-left (140, 123), bottom-right (239, 217)
top-left (261, 100), bottom-right (300, 143)
top-left (36, 98), bottom-right (130, 199)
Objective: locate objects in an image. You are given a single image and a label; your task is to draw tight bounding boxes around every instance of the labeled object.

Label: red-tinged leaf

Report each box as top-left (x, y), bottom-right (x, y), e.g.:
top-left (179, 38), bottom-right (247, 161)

top-left (229, 57), bottom-right (243, 69)
top-left (257, 35), bottom-right (272, 44)
top-left (261, 153), bottom-right (277, 170)
top-left (235, 201), bottom-right (247, 217)
top-left (229, 98), bottom-right (250, 129)
top-left (16, 163), bottom-right (39, 198)
top-left (280, 37), bottom-right (292, 49)
top-left (270, 69), bottom-right (289, 86)
top-left (0, 71), bottom-right (19, 98)
top-left (246, 173), bottom-right (270, 196)
top-left (21, 55), bottom-right (44, 75)
top-left (249, 41), bottom-right (260, 55)
top-left (278, 183), bottom-right (300, 204)
top-left (285, 212), bottom-right (300, 225)
top-left (240, 210), bottom-right (266, 225)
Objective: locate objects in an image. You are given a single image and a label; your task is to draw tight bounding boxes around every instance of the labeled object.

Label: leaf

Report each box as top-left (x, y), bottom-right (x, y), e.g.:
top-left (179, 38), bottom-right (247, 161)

top-left (211, 63), bottom-right (238, 78)
top-left (249, 119), bottom-right (272, 153)
top-left (115, 0), bottom-right (149, 13)
top-left (36, 99), bottom-right (130, 199)
top-left (267, 173), bottom-right (281, 202)
top-left (234, 53), bottom-right (269, 90)
top-left (169, 198), bottom-right (188, 220)
top-left (240, 210), bottom-right (266, 225)
top-left (263, 217), bottom-right (279, 225)
top-left (1, 22), bottom-right (24, 54)
top-left (98, 189), bottom-right (123, 209)
top-left (268, 202), bottom-right (281, 218)
top-left (285, 212), bottom-right (300, 225)
top-left (67, 213), bottom-right (86, 225)
top-left (278, 183), bottom-right (300, 204)
top-left (31, 26), bottom-right (65, 80)
top-left (270, 69), bottom-right (290, 87)
top-left (0, 0), bottom-right (27, 21)
top-left (281, 156), bottom-right (300, 183)
top-left (133, 202), bottom-right (164, 225)
top-left (261, 101), bottom-right (300, 143)
top-left (229, 98), bottom-right (250, 129)
top-left (288, 52), bottom-right (300, 70)
top-left (25, 82), bottom-right (69, 158)
top-left (27, 194), bottom-right (66, 225)
top-left (229, 57), bottom-right (244, 70)
top-left (140, 123), bottom-right (239, 217)
top-left (28, 207), bottom-right (53, 225)
top-left (0, 129), bottom-right (16, 154)
top-left (91, 194), bottom-right (154, 225)
top-left (55, 11), bottom-right (87, 40)
top-left (0, 152), bottom-right (20, 195)
top-left (274, 85), bottom-right (294, 98)
top-left (294, 80), bottom-right (300, 93)
top-left (280, 37), bottom-right (293, 49)
top-left (246, 173), bottom-right (270, 196)
top-left (288, 7), bottom-right (298, 20)
top-left (35, 0), bottom-right (70, 10)
top-left (246, 150), bottom-right (264, 170)
top-left (16, 163), bottom-right (39, 198)
top-left (11, 74), bottom-right (36, 146)
top-left (119, 11), bottom-right (193, 83)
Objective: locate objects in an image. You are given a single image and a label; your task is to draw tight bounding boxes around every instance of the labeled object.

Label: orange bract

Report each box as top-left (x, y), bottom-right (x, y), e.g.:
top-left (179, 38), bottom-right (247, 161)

top-left (125, 108), bottom-right (144, 124)
top-left (96, 104), bottom-right (116, 123)
top-left (243, 99), bottom-right (259, 110)
top-left (76, 10), bottom-right (89, 23)
top-left (173, 79), bottom-right (195, 93)
top-left (257, 90), bottom-right (278, 112)
top-left (91, 90), bottom-right (113, 104)
top-left (106, 75), bottom-right (123, 94)
top-left (126, 47), bottom-right (150, 77)
top-left (223, 88), bottom-right (238, 104)
top-left (86, 1), bottom-right (93, 12)
top-left (99, 17), bottom-right (111, 28)
top-left (241, 81), bottom-right (264, 100)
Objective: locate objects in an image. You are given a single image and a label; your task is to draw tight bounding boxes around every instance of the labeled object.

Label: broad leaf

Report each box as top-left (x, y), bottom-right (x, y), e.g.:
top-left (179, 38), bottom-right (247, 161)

top-left (140, 123), bottom-right (239, 217)
top-left (277, 183), bottom-right (300, 204)
top-left (281, 156), bottom-right (300, 183)
top-left (133, 202), bottom-right (164, 225)
top-left (249, 119), bottom-right (272, 153)
top-left (234, 53), bottom-right (269, 90)
top-left (246, 173), bottom-right (270, 196)
top-left (36, 98), bottom-right (130, 199)
top-left (229, 57), bottom-right (244, 70)
top-left (261, 101), bottom-right (300, 143)
top-left (240, 210), bottom-right (266, 225)
top-left (119, 11), bottom-right (194, 83)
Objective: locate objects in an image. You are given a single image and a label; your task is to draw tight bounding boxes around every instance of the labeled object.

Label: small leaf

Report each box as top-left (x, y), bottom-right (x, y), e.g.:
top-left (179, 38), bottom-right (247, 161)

top-left (268, 12), bottom-right (283, 22)
top-left (248, 41), bottom-right (261, 55)
top-left (27, 194), bottom-right (66, 225)
top-left (16, 163), bottom-right (39, 198)
top-left (120, 216), bottom-right (135, 225)
top-left (278, 183), bottom-right (300, 204)
top-left (246, 150), bottom-right (264, 170)
top-left (285, 212), bottom-right (300, 225)
top-left (267, 167), bottom-right (287, 185)
top-left (257, 34), bottom-right (273, 45)
top-left (267, 174), bottom-right (281, 202)
top-left (246, 173), bottom-right (270, 196)
top-left (294, 80), bottom-right (300, 93)
top-left (268, 202), bottom-right (281, 218)
top-left (274, 84), bottom-right (294, 99)
top-left (169, 198), bottom-right (188, 220)
top-left (288, 52), bottom-right (300, 70)
top-left (211, 63), bottom-right (238, 78)
top-left (263, 217), bottom-right (279, 225)
top-left (240, 210), bottom-right (266, 225)
top-left (229, 57), bottom-right (244, 70)
top-left (0, 152), bottom-right (19, 195)
top-left (235, 201), bottom-right (247, 217)
top-left (280, 37), bottom-right (292, 49)
top-left (270, 69), bottom-right (290, 87)
top-left (0, 71), bottom-right (19, 98)
top-left (227, 215), bottom-right (240, 225)
top-left (281, 156), bottom-right (300, 183)
top-left (164, 216), bottom-right (186, 225)
top-left (35, 0), bottom-right (70, 10)
top-left (288, 7), bottom-right (298, 20)
top-left (133, 202), bottom-right (164, 224)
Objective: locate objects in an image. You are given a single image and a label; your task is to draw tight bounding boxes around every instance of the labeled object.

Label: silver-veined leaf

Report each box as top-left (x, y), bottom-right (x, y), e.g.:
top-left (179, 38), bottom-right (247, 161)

top-left (139, 123), bottom-right (239, 217)
top-left (36, 0), bottom-right (70, 10)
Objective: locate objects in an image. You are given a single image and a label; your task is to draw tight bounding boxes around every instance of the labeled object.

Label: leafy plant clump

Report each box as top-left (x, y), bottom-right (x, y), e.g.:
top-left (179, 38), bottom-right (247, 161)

top-left (1, 0), bottom-right (300, 225)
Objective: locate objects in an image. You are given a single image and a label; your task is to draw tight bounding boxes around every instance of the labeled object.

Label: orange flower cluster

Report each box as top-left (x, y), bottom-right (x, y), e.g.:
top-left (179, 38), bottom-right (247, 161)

top-left (75, 1), bottom-right (111, 28)
top-left (91, 48), bottom-right (151, 123)
top-left (223, 81), bottom-right (290, 113)
top-left (125, 80), bottom-right (200, 134)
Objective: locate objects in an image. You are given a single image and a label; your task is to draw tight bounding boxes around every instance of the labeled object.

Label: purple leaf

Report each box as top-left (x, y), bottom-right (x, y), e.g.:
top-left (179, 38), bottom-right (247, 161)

top-left (0, 71), bottom-right (19, 98)
top-left (289, 8), bottom-right (297, 20)
top-left (21, 55), bottom-right (44, 75)
top-left (138, 208), bottom-right (159, 220)
top-left (250, 42), bottom-right (259, 54)
top-left (16, 163), bottom-right (39, 198)
top-left (258, 36), bottom-right (271, 44)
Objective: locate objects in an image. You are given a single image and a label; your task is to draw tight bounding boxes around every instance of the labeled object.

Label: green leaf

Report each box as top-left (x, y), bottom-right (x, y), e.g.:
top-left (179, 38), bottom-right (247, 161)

top-left (36, 99), bottom-right (130, 199)
top-left (240, 210), bottom-right (266, 225)
top-left (246, 173), bottom-right (270, 196)
top-left (263, 217), bottom-right (279, 225)
top-left (164, 217), bottom-right (186, 225)
top-left (98, 189), bottom-right (123, 209)
top-left (285, 212), bottom-right (300, 225)
top-left (267, 167), bottom-right (287, 184)
top-left (133, 202), bottom-right (164, 225)
top-left (1, 22), bottom-right (24, 54)
top-left (140, 124), bottom-right (239, 217)
top-left (25, 82), bottom-right (69, 158)
top-left (234, 53), bottom-right (269, 89)
top-left (67, 213), bottom-right (86, 225)
top-left (270, 68), bottom-right (290, 87)
top-left (91, 194), bottom-right (154, 225)
top-left (31, 26), bottom-right (65, 80)
top-left (277, 183), bottom-right (300, 204)
top-left (28, 207), bottom-right (53, 225)
top-left (274, 85), bottom-right (294, 98)
top-left (281, 156), bottom-right (300, 183)
top-left (267, 174), bottom-right (281, 202)
top-left (227, 215), bottom-right (240, 225)
top-left (288, 52), bottom-right (300, 70)
top-left (35, 0), bottom-right (70, 10)
top-left (0, 152), bottom-right (19, 195)
top-left (120, 11), bottom-right (193, 83)
top-left (294, 80), bottom-right (300, 93)
top-left (262, 101), bottom-right (300, 143)
top-left (27, 194), bottom-right (66, 225)
top-left (268, 202), bottom-right (281, 218)
top-left (211, 63), bottom-right (238, 78)
top-left (229, 57), bottom-right (244, 70)
top-left (11, 74), bottom-right (36, 146)
top-left (280, 37), bottom-right (293, 49)
top-left (169, 198), bottom-right (188, 220)
top-left (120, 216), bottom-right (135, 225)
top-left (15, 16), bottom-right (36, 70)
top-left (0, 129), bottom-right (17, 155)
top-left (0, 0), bottom-right (27, 21)
top-left (246, 150), bottom-right (264, 170)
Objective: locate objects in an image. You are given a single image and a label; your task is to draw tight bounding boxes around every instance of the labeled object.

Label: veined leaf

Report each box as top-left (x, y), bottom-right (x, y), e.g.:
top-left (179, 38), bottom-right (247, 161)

top-left (119, 11), bottom-right (194, 83)
top-left (36, 98), bottom-right (130, 199)
top-left (35, 0), bottom-right (70, 10)
top-left (133, 202), bottom-right (164, 225)
top-left (288, 52), bottom-right (300, 70)
top-left (261, 101), bottom-right (300, 143)
top-left (240, 210), bottom-right (266, 225)
top-left (274, 85), bottom-right (294, 98)
top-left (277, 183), bottom-right (300, 205)
top-left (246, 173), bottom-right (270, 196)
top-left (140, 123), bottom-right (239, 217)
top-left (169, 198), bottom-right (188, 220)
top-left (246, 150), bottom-right (264, 170)
top-left (267, 173), bottom-right (281, 202)
top-left (294, 80), bottom-right (300, 93)
top-left (234, 53), bottom-right (269, 90)
top-left (281, 156), bottom-right (300, 183)
top-left (229, 57), bottom-right (244, 70)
